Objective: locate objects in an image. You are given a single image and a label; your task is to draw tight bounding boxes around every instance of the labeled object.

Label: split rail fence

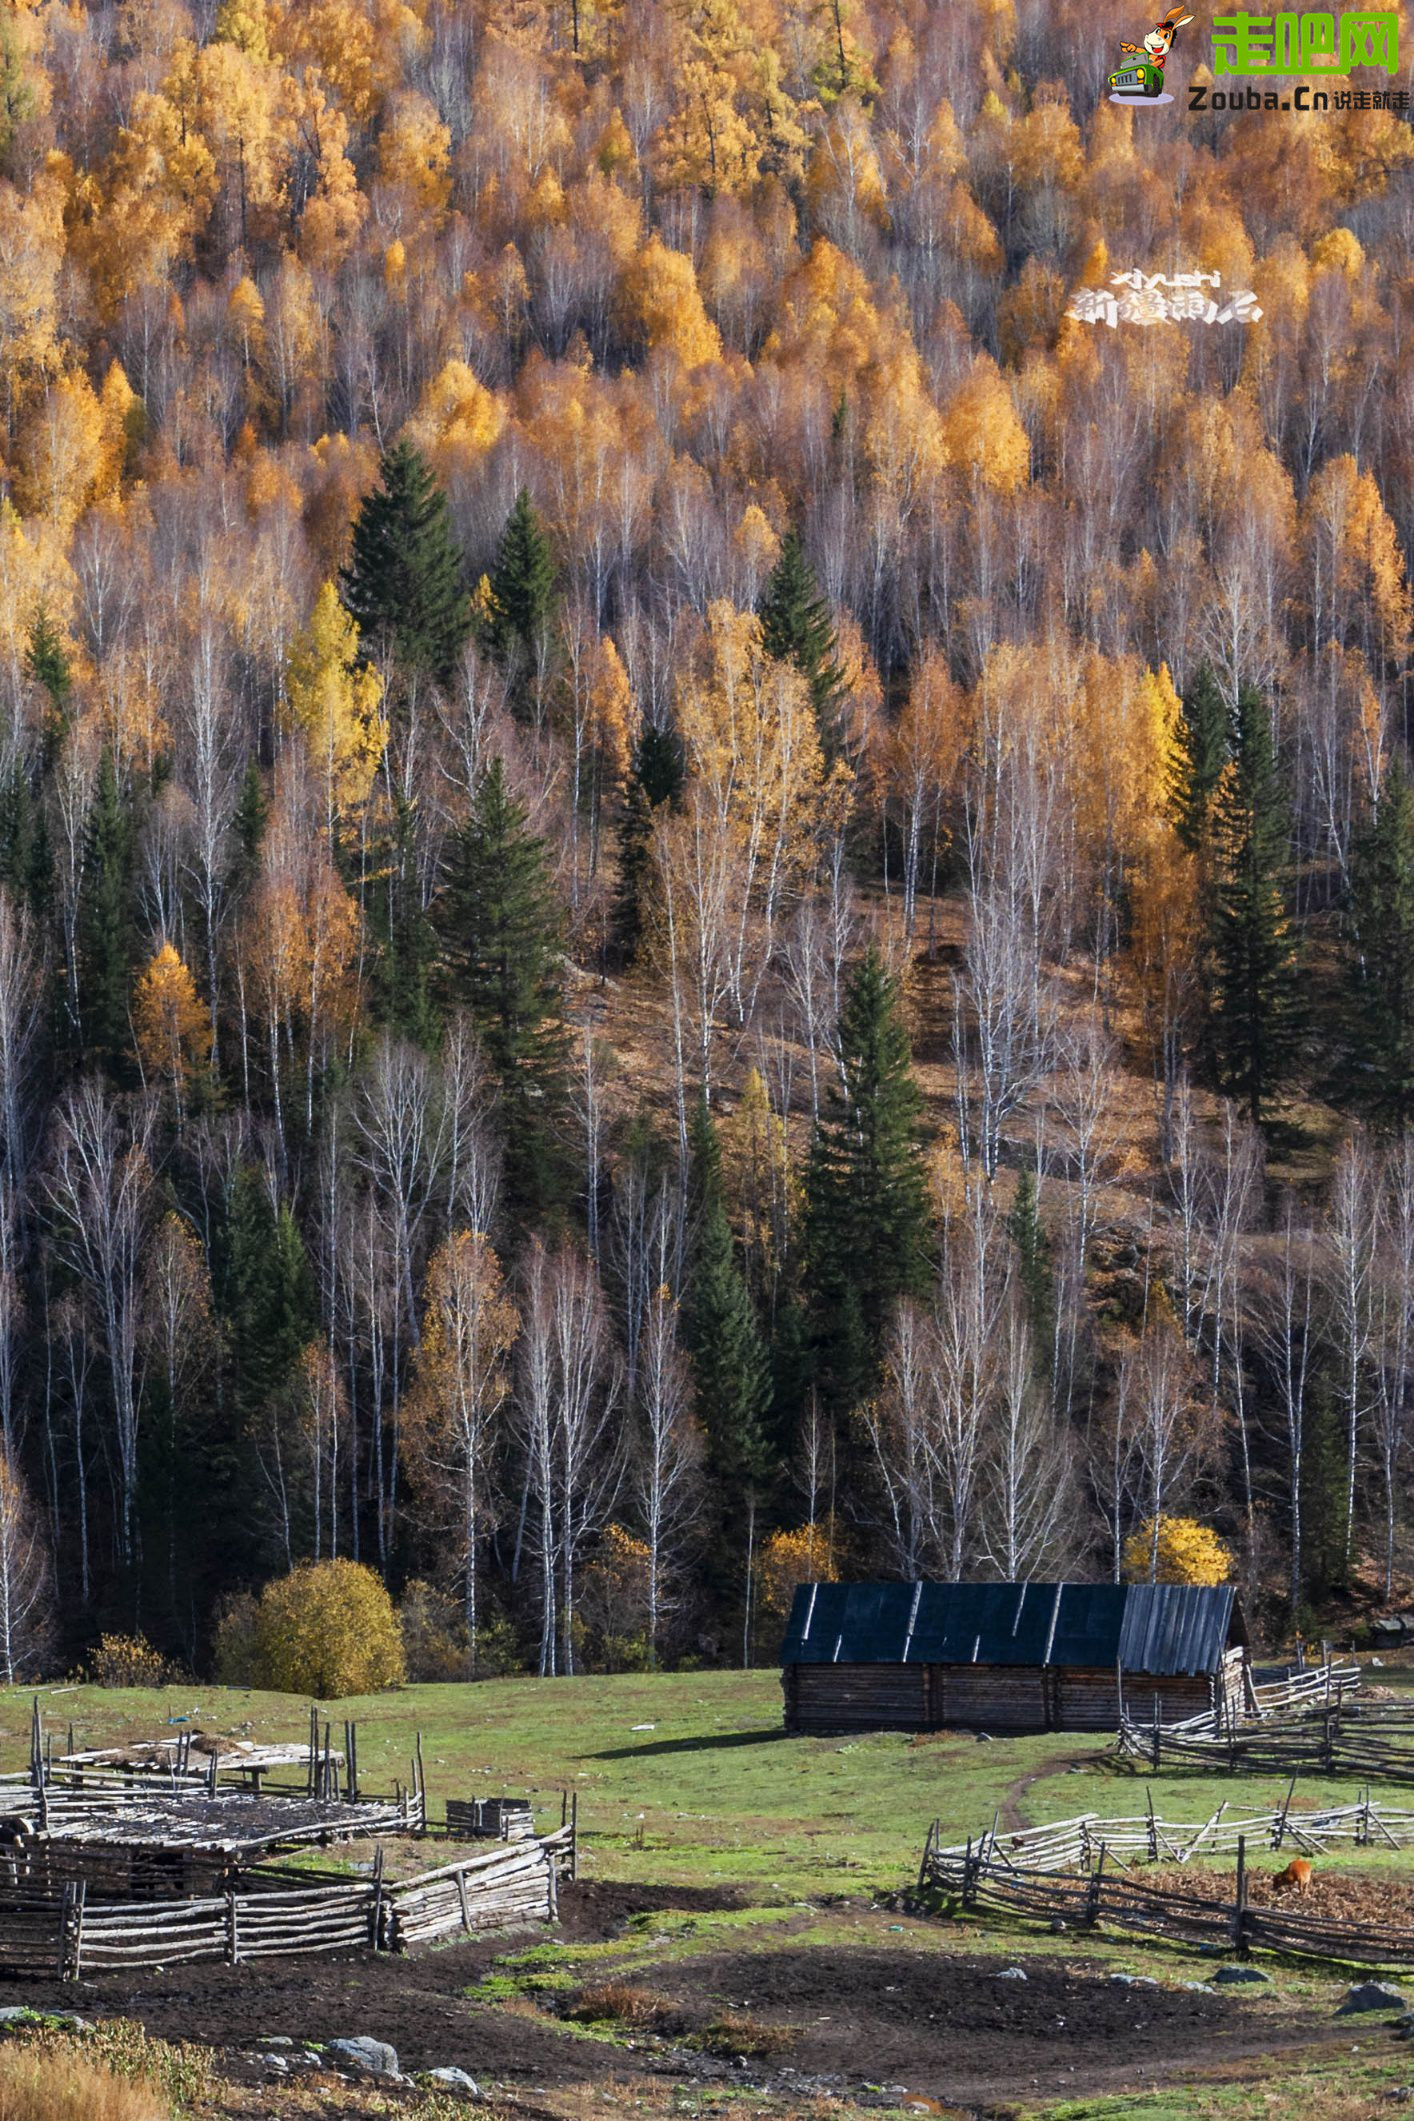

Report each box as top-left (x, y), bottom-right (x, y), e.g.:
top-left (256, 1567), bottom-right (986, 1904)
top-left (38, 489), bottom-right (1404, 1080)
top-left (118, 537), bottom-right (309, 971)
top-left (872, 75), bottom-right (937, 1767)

top-left (0, 1817), bottom-right (577, 1980)
top-left (1118, 1694), bottom-right (1414, 1783)
top-left (915, 1796), bottom-right (1414, 1971)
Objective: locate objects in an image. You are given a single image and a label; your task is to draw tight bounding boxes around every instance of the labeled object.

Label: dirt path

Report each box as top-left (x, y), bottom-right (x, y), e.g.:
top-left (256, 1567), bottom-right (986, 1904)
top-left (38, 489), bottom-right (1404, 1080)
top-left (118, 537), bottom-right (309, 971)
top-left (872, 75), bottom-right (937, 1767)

top-left (998, 1751), bottom-right (1095, 1833)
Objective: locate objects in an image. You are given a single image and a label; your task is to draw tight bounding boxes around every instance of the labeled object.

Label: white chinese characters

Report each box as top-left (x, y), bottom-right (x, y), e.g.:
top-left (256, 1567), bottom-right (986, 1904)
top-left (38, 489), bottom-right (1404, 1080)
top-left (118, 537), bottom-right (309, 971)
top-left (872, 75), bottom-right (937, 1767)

top-left (1066, 271), bottom-right (1263, 327)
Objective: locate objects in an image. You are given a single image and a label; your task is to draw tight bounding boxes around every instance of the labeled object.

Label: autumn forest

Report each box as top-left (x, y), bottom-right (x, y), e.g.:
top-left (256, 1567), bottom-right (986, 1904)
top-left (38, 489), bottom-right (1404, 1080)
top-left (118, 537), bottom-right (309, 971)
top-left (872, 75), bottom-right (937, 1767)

top-left (0, 0), bottom-right (1410, 1681)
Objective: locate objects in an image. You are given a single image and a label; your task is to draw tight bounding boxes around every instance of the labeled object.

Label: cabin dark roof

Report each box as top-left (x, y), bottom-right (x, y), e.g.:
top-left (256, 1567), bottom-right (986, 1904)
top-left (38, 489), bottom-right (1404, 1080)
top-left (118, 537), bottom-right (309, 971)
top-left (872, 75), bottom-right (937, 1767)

top-left (779, 1582), bottom-right (1244, 1677)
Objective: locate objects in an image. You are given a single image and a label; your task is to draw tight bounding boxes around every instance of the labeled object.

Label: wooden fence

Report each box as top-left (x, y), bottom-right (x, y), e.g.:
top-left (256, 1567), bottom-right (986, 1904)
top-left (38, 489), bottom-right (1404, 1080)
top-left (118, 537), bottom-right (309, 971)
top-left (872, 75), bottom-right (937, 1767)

top-left (914, 1796), bottom-right (1414, 1971)
top-left (0, 1818), bottom-right (578, 1980)
top-left (1118, 1694), bottom-right (1414, 1783)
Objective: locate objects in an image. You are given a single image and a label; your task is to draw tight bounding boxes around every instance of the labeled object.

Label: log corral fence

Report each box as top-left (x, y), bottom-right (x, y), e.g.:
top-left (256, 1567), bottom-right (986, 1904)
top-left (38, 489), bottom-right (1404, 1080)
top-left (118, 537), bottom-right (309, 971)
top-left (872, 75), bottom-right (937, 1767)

top-left (915, 1794), bottom-right (1414, 1971)
top-left (0, 1819), bottom-right (577, 1980)
top-left (0, 1703), bottom-right (578, 1979)
top-left (1118, 1687), bottom-right (1414, 1786)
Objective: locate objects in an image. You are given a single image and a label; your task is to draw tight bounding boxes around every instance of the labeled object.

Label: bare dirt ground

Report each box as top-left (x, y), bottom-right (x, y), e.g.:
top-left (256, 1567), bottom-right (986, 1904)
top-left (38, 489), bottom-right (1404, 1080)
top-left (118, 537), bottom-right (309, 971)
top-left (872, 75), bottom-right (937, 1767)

top-left (0, 1881), bottom-right (1360, 2115)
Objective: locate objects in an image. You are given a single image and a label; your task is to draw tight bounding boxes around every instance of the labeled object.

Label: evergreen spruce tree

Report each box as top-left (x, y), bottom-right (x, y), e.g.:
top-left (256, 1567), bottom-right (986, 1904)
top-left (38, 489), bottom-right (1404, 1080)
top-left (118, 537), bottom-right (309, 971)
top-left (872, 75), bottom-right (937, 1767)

top-left (1008, 1166), bottom-right (1054, 1373)
top-left (758, 527), bottom-right (845, 751)
top-left (481, 488), bottom-right (557, 673)
top-left (1346, 759), bottom-right (1414, 1127)
top-left (610, 724), bottom-right (684, 967)
top-left (0, 767), bottom-right (35, 907)
top-left (340, 440), bottom-right (470, 686)
top-left (78, 749), bottom-right (135, 1072)
top-left (684, 1102), bottom-right (773, 1630)
top-left (1170, 662), bottom-right (1229, 852)
top-left (436, 758), bottom-right (571, 1219)
top-left (217, 1169), bottom-right (319, 1566)
top-left (233, 758), bottom-right (268, 883)
top-left (1209, 684), bottom-right (1301, 1124)
top-left (25, 607), bottom-right (73, 738)
top-left (805, 947), bottom-right (931, 1411)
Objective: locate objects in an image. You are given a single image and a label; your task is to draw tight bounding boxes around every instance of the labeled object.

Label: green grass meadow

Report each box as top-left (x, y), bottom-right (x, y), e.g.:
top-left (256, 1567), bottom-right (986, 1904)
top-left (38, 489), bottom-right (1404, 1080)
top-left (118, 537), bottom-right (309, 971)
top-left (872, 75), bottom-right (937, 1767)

top-left (1, 1668), bottom-right (1405, 1899)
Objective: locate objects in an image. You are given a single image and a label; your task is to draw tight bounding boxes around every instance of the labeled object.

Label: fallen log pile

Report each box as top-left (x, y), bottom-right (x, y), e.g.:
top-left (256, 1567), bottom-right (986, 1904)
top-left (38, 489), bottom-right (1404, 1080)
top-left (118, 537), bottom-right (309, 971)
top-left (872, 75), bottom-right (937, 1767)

top-left (915, 1794), bottom-right (1414, 1971)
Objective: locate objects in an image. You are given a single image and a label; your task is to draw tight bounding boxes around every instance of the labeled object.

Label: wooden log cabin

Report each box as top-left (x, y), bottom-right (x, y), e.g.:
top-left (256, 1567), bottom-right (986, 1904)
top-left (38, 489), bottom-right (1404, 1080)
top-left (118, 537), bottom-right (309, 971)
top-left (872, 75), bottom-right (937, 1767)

top-left (780, 1581), bottom-right (1249, 1735)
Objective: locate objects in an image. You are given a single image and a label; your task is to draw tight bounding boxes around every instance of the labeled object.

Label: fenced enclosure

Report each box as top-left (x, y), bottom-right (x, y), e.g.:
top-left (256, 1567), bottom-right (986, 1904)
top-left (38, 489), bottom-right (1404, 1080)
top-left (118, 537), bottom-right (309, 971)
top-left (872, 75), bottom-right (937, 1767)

top-left (914, 1795), bottom-right (1414, 1971)
top-left (0, 1701), bottom-right (577, 1978)
top-left (0, 1818), bottom-right (577, 1980)
top-left (1117, 1691), bottom-right (1414, 1784)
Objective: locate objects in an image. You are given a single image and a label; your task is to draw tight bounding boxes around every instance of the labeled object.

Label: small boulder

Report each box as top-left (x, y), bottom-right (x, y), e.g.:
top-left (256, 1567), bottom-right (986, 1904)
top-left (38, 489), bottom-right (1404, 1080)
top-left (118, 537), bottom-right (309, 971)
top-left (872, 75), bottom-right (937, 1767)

top-left (1110, 1973), bottom-right (1158, 1988)
top-left (1212, 1966), bottom-right (1270, 1986)
top-left (1339, 1983), bottom-right (1406, 2016)
top-left (995, 1966), bottom-right (1027, 1981)
top-left (327, 2036), bottom-right (401, 2078)
top-left (425, 2065), bottom-right (482, 2096)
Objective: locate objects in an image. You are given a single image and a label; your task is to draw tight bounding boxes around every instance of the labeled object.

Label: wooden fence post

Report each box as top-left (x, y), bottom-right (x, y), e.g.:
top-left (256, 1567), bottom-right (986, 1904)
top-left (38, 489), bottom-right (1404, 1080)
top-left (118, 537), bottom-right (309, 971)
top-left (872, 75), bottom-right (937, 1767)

top-left (57, 1880), bottom-right (75, 1980)
top-left (571, 1791), bottom-right (578, 1881)
top-left (1151, 1698), bottom-right (1161, 1773)
top-left (1146, 1787), bottom-right (1157, 1863)
top-left (962, 1837), bottom-right (975, 1913)
top-left (369, 1846), bottom-right (385, 1951)
top-left (1084, 1844), bottom-right (1106, 1930)
top-left (1232, 1834), bottom-right (1248, 1957)
top-left (225, 1890), bottom-right (239, 1965)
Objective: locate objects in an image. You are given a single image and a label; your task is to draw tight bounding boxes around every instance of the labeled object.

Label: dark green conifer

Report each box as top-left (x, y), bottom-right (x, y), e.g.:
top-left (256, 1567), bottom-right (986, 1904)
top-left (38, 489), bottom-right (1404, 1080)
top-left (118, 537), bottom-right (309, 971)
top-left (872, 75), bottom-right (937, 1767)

top-left (78, 750), bottom-right (135, 1072)
top-left (481, 488), bottom-right (557, 674)
top-left (1209, 684), bottom-right (1301, 1124)
top-left (1170, 662), bottom-right (1229, 852)
top-left (1008, 1166), bottom-right (1054, 1372)
top-left (436, 758), bottom-right (571, 1219)
top-left (610, 725), bottom-right (685, 967)
top-left (804, 947), bottom-right (930, 1411)
top-left (341, 440), bottom-right (470, 686)
top-left (25, 607), bottom-right (73, 737)
top-left (1346, 758), bottom-right (1414, 1127)
top-left (759, 528), bottom-right (845, 749)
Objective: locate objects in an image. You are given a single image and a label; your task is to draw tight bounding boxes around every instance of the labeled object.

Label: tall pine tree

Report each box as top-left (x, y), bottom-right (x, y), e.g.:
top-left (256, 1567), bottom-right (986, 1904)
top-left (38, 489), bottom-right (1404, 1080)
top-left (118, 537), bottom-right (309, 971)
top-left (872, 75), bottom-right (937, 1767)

top-left (1170, 662), bottom-right (1228, 853)
top-left (77, 749), bottom-right (135, 1074)
top-left (340, 440), bottom-right (470, 686)
top-left (1209, 683), bottom-right (1301, 1124)
top-left (758, 527), bottom-right (845, 752)
top-left (26, 607), bottom-right (73, 741)
top-left (481, 488), bottom-right (557, 674)
top-left (436, 758), bottom-right (571, 1220)
top-left (805, 947), bottom-right (931, 1412)
top-left (684, 1101), bottom-right (773, 1639)
top-left (1346, 759), bottom-right (1414, 1127)
top-left (610, 724), bottom-right (684, 967)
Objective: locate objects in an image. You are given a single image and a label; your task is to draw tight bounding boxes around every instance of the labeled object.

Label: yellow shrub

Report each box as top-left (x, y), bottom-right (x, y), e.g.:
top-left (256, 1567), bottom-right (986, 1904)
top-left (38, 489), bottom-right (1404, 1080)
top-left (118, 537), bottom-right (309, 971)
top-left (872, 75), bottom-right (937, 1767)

top-left (86, 1634), bottom-right (171, 1687)
top-left (1122, 1516), bottom-right (1233, 1587)
top-left (252, 1559), bottom-right (405, 1698)
top-left (753, 1522), bottom-right (836, 1621)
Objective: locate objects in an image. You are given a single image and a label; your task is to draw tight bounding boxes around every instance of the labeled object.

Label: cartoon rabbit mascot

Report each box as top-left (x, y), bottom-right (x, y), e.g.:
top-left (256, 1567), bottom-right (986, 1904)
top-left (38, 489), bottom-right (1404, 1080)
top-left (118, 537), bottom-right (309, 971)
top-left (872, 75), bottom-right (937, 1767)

top-left (1117, 4), bottom-right (1195, 91)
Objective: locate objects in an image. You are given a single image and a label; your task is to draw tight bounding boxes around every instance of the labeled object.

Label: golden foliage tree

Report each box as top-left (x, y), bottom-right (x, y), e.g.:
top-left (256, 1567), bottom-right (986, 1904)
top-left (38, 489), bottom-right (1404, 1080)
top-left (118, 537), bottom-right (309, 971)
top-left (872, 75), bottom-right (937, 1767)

top-left (252, 1557), bottom-right (406, 1696)
top-left (283, 582), bottom-right (388, 821)
top-left (753, 1519), bottom-right (835, 1621)
top-left (1122, 1516), bottom-right (1233, 1588)
top-left (403, 1232), bottom-right (519, 1659)
top-left (133, 941), bottom-right (211, 1102)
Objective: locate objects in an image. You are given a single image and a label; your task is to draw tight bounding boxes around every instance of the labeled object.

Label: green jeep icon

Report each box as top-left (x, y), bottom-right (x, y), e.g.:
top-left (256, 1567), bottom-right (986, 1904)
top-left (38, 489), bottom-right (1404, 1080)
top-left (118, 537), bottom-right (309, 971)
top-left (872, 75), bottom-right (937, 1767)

top-left (1109, 59), bottom-right (1166, 94)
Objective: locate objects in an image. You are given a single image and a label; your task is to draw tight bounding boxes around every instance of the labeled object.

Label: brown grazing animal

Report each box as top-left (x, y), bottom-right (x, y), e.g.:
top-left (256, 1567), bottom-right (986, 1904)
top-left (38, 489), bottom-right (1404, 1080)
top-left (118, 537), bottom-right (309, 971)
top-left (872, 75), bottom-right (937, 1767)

top-left (1272, 1858), bottom-right (1313, 1894)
